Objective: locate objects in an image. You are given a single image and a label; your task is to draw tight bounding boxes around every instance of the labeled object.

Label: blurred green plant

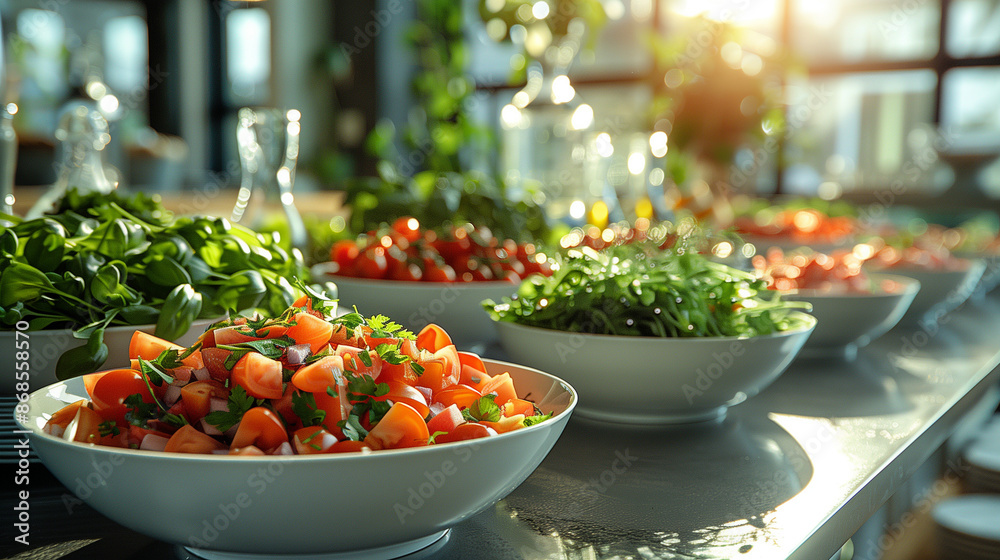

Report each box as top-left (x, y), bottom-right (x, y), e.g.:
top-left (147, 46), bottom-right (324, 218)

top-left (337, 0), bottom-right (550, 243)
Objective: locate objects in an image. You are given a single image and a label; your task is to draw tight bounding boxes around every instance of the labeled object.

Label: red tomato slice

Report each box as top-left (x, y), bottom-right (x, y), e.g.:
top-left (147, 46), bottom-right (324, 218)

top-left (433, 384), bottom-right (482, 411)
top-left (335, 345), bottom-right (382, 379)
top-left (459, 364), bottom-right (492, 393)
top-left (364, 402), bottom-right (430, 450)
top-left (434, 422), bottom-right (493, 444)
top-left (231, 352), bottom-right (284, 399)
top-left (328, 440), bottom-right (372, 454)
top-left (291, 355), bottom-right (345, 393)
top-left (416, 324), bottom-right (452, 353)
top-left (292, 425), bottom-right (339, 454)
top-left (231, 407), bottom-right (288, 451)
top-left (164, 425), bottom-right (226, 454)
top-left (90, 369), bottom-right (159, 427)
top-left (230, 445), bottom-right (266, 456)
top-left (129, 331), bottom-right (182, 361)
top-left (201, 347), bottom-right (233, 382)
top-left (502, 398), bottom-right (536, 418)
top-left (479, 372), bottom-right (517, 406)
top-left (374, 381), bottom-right (430, 419)
top-left (415, 346), bottom-right (460, 393)
top-left (285, 312), bottom-right (334, 354)
top-left (181, 380), bottom-right (229, 423)
top-left (313, 383), bottom-right (351, 438)
top-left (426, 403), bottom-right (463, 435)
top-left (43, 400), bottom-right (87, 434)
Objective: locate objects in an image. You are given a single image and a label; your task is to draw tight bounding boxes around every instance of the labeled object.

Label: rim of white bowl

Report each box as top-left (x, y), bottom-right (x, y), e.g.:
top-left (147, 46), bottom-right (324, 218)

top-left (17, 358), bottom-right (578, 462)
top-left (492, 310), bottom-right (817, 342)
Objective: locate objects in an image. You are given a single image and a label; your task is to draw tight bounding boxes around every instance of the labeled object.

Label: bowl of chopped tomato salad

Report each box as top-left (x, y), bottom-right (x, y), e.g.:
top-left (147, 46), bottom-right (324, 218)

top-left (17, 292), bottom-right (576, 556)
top-left (754, 248), bottom-right (921, 356)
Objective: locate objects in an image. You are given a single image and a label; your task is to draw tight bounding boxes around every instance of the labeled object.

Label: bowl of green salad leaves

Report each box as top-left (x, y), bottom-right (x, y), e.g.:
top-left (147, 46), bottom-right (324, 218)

top-left (1, 189), bottom-right (308, 391)
top-left (484, 237), bottom-right (815, 424)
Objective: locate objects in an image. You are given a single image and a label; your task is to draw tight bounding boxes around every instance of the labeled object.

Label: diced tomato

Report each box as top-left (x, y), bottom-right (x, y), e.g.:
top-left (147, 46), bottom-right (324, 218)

top-left (313, 383), bottom-right (351, 439)
top-left (83, 371), bottom-right (109, 400)
top-left (459, 364), bottom-right (492, 393)
top-left (335, 345), bottom-right (382, 379)
top-left (481, 414), bottom-right (526, 434)
top-left (129, 331), bottom-right (181, 361)
top-left (328, 440), bottom-right (372, 454)
top-left (164, 425), bottom-right (226, 454)
top-left (329, 323), bottom-right (363, 348)
top-left (415, 345), bottom-right (460, 393)
top-left (479, 372), bottom-right (517, 406)
top-left (90, 369), bottom-right (156, 426)
top-left (180, 380), bottom-right (229, 423)
top-left (285, 312), bottom-right (334, 354)
top-left (231, 407), bottom-right (288, 451)
top-left (364, 402), bottom-right (430, 450)
top-left (201, 347), bottom-right (233, 381)
top-left (127, 426), bottom-right (171, 448)
top-left (426, 403), bottom-right (463, 435)
top-left (229, 445), bottom-right (266, 456)
top-left (231, 352), bottom-right (284, 399)
top-left (502, 398), bottom-right (536, 418)
top-left (434, 422), bottom-right (494, 443)
top-left (43, 400), bottom-right (87, 435)
top-left (292, 426), bottom-right (339, 454)
top-left (214, 324), bottom-right (289, 345)
top-left (433, 384), bottom-right (482, 410)
top-left (416, 324), bottom-right (452, 353)
top-left (291, 355), bottom-right (345, 393)
top-left (373, 381), bottom-right (430, 419)
top-left (380, 361), bottom-right (421, 386)
top-left (270, 383), bottom-right (301, 431)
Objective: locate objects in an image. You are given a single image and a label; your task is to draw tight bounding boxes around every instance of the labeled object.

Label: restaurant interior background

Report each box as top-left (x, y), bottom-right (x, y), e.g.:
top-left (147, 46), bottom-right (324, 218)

top-left (2, 0), bottom-right (999, 237)
top-left (2, 2), bottom-right (1000, 560)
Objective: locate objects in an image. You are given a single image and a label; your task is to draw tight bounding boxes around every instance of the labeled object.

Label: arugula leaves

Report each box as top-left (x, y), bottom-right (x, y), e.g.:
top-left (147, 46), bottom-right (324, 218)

top-left (203, 386), bottom-right (260, 432)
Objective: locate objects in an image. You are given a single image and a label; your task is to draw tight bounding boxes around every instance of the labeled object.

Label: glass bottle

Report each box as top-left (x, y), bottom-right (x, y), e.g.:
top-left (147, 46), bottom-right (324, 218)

top-left (0, 104), bottom-right (17, 225)
top-left (26, 101), bottom-right (114, 219)
top-left (500, 19), bottom-right (596, 225)
top-left (231, 107), bottom-right (307, 252)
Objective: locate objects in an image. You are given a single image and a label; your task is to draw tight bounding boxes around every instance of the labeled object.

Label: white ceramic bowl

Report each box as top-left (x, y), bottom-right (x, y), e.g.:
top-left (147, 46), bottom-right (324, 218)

top-left (17, 359), bottom-right (575, 558)
top-left (0, 318), bottom-right (216, 393)
top-left (494, 313), bottom-right (815, 424)
top-left (868, 259), bottom-right (986, 325)
top-left (781, 273), bottom-right (920, 356)
top-left (312, 262), bottom-right (517, 347)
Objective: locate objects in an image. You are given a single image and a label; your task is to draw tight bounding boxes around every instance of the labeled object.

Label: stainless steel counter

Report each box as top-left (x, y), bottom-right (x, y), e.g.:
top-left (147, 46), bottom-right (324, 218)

top-left (4, 291), bottom-right (1000, 560)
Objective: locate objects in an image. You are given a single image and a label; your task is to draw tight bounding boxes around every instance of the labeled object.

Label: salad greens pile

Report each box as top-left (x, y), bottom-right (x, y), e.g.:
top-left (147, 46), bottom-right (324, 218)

top-left (484, 243), bottom-right (812, 338)
top-left (0, 190), bottom-right (309, 379)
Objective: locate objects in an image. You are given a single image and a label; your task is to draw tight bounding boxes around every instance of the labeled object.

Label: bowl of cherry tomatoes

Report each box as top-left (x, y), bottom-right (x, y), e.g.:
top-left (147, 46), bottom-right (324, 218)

top-left (736, 207), bottom-right (857, 254)
top-left (754, 248), bottom-right (920, 357)
top-left (314, 218), bottom-right (552, 348)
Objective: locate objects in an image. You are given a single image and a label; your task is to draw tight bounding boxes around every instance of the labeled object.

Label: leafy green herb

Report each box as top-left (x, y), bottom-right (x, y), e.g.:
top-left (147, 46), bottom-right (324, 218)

top-left (291, 391), bottom-right (327, 427)
top-left (485, 240), bottom-right (812, 338)
top-left (203, 385), bottom-right (258, 432)
top-left (137, 357), bottom-right (175, 387)
top-left (0, 188), bottom-right (309, 380)
top-left (124, 394), bottom-right (159, 427)
top-left (347, 374), bottom-right (391, 426)
top-left (217, 335), bottom-right (296, 360)
top-left (367, 314), bottom-right (414, 340)
top-left (427, 430), bottom-right (447, 444)
top-left (463, 394), bottom-right (501, 423)
top-left (339, 414), bottom-right (367, 441)
top-left (523, 412), bottom-right (553, 426)
top-left (98, 420), bottom-right (120, 437)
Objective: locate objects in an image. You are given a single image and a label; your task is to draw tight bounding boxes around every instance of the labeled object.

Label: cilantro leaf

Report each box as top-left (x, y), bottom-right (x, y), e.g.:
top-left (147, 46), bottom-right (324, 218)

top-left (339, 414), bottom-right (368, 441)
top-left (138, 357), bottom-right (175, 387)
top-left (347, 374), bottom-right (392, 425)
top-left (98, 420), bottom-right (120, 437)
top-left (203, 385), bottom-right (258, 432)
top-left (291, 391), bottom-right (327, 426)
top-left (366, 314), bottom-right (415, 340)
top-left (463, 394), bottom-right (501, 423)
top-left (124, 393), bottom-right (159, 427)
